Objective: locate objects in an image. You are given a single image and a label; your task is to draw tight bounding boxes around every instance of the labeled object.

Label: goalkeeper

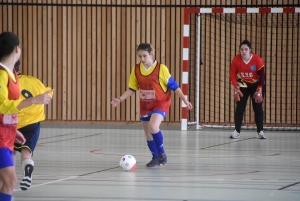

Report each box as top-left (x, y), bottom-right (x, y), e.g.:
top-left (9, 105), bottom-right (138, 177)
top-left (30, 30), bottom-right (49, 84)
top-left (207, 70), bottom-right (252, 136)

top-left (229, 40), bottom-right (266, 139)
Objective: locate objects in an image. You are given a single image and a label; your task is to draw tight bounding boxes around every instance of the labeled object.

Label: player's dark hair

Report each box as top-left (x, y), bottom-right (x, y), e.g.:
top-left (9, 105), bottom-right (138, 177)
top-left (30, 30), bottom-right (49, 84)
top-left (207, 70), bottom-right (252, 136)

top-left (137, 43), bottom-right (155, 56)
top-left (14, 60), bottom-right (21, 73)
top-left (240, 40), bottom-right (251, 49)
top-left (0, 32), bottom-right (20, 61)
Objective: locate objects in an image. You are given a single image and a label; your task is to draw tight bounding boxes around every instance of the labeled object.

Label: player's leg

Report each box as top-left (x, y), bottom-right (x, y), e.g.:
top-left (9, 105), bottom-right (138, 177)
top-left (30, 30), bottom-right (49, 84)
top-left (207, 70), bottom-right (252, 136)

top-left (231, 87), bottom-right (250, 138)
top-left (14, 122), bottom-right (40, 190)
top-left (141, 117), bottom-right (159, 167)
top-left (148, 111), bottom-right (167, 166)
top-left (0, 148), bottom-right (17, 201)
top-left (19, 153), bottom-right (34, 191)
top-left (250, 88), bottom-right (266, 139)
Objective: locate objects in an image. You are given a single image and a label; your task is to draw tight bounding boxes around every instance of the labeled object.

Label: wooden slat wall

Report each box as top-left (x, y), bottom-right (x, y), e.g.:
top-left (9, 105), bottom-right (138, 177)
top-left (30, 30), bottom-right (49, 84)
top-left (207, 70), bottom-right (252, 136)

top-left (0, 0), bottom-right (299, 126)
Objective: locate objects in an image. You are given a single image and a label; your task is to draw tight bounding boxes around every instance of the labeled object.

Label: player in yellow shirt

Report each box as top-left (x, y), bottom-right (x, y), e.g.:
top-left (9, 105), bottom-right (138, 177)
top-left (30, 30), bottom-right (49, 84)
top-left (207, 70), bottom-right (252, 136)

top-left (112, 43), bottom-right (193, 167)
top-left (13, 60), bottom-right (53, 191)
top-left (0, 31), bottom-right (53, 201)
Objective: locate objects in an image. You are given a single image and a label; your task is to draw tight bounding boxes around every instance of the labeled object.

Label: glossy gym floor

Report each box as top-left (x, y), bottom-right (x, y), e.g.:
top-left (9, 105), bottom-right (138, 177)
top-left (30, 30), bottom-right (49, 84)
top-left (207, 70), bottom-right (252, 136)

top-left (12, 124), bottom-right (300, 201)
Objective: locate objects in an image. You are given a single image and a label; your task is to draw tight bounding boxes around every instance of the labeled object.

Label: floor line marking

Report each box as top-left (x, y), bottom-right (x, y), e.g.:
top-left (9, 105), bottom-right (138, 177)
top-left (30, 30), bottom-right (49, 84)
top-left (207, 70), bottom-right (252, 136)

top-left (199, 137), bottom-right (256, 150)
top-left (39, 133), bottom-right (76, 139)
top-left (14, 166), bottom-right (120, 191)
top-left (14, 176), bottom-right (78, 191)
top-left (278, 181), bottom-right (300, 190)
top-left (38, 133), bottom-right (102, 145)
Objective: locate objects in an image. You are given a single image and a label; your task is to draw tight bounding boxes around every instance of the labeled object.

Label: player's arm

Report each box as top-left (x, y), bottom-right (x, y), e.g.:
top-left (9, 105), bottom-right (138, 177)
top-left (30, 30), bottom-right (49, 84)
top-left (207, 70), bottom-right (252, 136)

top-left (118, 89), bottom-right (135, 102)
top-left (16, 89), bottom-right (54, 110)
top-left (161, 65), bottom-right (192, 110)
top-left (253, 58), bottom-right (265, 103)
top-left (111, 67), bottom-right (137, 107)
top-left (230, 57), bottom-right (239, 88)
top-left (229, 58), bottom-right (243, 101)
top-left (256, 58), bottom-right (265, 87)
top-left (17, 78), bottom-right (53, 109)
top-left (256, 66), bottom-right (264, 89)
top-left (160, 64), bottom-right (179, 91)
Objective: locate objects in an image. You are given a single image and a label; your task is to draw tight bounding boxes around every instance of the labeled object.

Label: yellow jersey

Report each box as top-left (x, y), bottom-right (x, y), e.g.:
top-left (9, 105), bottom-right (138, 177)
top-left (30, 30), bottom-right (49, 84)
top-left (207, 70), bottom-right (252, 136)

top-left (17, 74), bottom-right (52, 129)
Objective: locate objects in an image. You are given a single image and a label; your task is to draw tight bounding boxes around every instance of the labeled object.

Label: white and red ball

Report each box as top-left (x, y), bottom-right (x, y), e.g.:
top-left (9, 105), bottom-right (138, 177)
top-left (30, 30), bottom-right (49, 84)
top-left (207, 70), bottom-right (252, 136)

top-left (119, 155), bottom-right (136, 171)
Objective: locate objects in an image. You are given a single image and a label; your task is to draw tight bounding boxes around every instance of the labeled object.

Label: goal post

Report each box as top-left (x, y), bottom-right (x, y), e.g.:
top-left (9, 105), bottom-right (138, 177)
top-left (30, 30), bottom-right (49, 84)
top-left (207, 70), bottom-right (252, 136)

top-left (181, 7), bottom-right (300, 131)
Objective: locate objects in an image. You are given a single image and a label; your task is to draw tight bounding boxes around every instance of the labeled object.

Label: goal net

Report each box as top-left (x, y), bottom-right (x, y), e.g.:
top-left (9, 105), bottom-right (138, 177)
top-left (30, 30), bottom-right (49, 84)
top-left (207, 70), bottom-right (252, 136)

top-left (181, 8), bottom-right (300, 131)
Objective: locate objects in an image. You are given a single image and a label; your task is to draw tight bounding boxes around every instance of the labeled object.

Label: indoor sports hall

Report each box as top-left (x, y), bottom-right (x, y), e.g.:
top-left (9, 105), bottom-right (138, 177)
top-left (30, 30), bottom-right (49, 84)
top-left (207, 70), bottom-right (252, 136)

top-left (0, 1), bottom-right (299, 201)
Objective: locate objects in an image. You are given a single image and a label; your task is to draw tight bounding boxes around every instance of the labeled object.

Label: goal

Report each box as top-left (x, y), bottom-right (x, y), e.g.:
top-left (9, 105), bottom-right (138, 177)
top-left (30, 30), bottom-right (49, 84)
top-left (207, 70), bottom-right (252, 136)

top-left (181, 7), bottom-right (300, 131)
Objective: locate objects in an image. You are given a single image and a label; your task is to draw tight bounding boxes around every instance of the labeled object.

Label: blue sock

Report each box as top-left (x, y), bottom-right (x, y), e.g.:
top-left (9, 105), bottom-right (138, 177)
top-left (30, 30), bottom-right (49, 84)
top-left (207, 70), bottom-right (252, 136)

top-left (147, 140), bottom-right (158, 158)
top-left (0, 192), bottom-right (12, 201)
top-left (152, 131), bottom-right (165, 154)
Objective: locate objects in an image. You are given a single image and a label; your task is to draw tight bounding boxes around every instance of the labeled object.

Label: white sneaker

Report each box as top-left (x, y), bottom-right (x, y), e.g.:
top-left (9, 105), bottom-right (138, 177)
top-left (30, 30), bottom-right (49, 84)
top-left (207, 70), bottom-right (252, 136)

top-left (230, 130), bottom-right (240, 139)
top-left (258, 131), bottom-right (266, 139)
top-left (20, 159), bottom-right (34, 191)
top-left (20, 164), bottom-right (34, 190)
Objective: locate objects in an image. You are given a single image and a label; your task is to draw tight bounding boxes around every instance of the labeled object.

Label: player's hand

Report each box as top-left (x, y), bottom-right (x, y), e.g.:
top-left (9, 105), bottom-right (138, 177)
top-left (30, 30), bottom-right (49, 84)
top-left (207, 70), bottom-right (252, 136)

top-left (184, 100), bottom-right (193, 110)
top-left (33, 89), bottom-right (54, 104)
top-left (253, 86), bottom-right (263, 103)
top-left (15, 130), bottom-right (26, 144)
top-left (111, 97), bottom-right (122, 107)
top-left (234, 86), bottom-right (243, 101)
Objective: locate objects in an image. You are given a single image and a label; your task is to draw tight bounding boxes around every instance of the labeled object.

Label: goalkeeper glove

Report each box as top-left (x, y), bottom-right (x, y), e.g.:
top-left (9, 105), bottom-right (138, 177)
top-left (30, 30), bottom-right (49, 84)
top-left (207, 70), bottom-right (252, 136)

top-left (234, 86), bottom-right (243, 101)
top-left (253, 86), bottom-right (263, 103)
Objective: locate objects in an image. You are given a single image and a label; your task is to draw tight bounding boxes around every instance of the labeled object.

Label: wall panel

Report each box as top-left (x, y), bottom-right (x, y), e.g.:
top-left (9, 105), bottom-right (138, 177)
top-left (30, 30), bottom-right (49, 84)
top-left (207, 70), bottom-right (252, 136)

top-left (0, 0), bottom-right (298, 127)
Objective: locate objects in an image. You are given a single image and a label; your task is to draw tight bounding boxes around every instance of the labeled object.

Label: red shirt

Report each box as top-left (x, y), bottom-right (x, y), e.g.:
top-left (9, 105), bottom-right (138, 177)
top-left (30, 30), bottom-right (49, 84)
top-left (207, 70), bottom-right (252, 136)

top-left (135, 62), bottom-right (171, 116)
top-left (230, 54), bottom-right (265, 88)
top-left (0, 66), bottom-right (20, 151)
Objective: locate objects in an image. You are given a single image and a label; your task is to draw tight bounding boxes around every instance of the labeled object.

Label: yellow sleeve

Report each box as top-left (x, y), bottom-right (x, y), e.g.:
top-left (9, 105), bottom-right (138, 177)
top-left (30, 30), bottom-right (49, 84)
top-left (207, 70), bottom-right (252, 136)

top-left (159, 64), bottom-right (171, 91)
top-left (0, 70), bottom-right (21, 114)
top-left (128, 66), bottom-right (139, 91)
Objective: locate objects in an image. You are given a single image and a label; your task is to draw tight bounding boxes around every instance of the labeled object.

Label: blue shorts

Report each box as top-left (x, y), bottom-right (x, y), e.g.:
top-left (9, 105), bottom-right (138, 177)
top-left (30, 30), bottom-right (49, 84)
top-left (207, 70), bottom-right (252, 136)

top-left (14, 122), bottom-right (40, 154)
top-left (140, 110), bottom-right (167, 121)
top-left (0, 148), bottom-right (14, 168)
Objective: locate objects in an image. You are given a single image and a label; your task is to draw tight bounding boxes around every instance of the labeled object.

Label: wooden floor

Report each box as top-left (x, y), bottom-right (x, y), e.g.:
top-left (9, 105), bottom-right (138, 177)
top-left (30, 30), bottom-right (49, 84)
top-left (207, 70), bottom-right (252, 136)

top-left (12, 124), bottom-right (300, 201)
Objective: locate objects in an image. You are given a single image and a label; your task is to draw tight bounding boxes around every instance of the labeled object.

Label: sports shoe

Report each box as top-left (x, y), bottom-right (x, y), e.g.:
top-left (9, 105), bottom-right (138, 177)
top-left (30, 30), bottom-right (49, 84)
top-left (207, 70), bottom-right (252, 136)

top-left (230, 130), bottom-right (240, 139)
top-left (258, 130), bottom-right (266, 139)
top-left (20, 163), bottom-right (34, 191)
top-left (146, 157), bottom-right (159, 167)
top-left (159, 153), bottom-right (167, 166)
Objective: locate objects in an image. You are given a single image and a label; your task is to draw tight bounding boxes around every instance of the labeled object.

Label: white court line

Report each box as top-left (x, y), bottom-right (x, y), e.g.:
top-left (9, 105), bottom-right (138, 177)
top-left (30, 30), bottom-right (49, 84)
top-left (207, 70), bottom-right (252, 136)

top-left (14, 175), bottom-right (78, 192)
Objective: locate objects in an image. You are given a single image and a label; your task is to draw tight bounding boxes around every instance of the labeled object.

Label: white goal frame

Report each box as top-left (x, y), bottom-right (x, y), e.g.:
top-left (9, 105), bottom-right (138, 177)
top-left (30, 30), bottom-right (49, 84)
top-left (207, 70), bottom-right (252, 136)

top-left (181, 7), bottom-right (300, 130)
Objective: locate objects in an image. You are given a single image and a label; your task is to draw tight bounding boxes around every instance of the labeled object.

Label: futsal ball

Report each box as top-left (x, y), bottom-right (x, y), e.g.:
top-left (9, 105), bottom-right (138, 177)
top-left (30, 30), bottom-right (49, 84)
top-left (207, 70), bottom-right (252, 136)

top-left (119, 155), bottom-right (136, 171)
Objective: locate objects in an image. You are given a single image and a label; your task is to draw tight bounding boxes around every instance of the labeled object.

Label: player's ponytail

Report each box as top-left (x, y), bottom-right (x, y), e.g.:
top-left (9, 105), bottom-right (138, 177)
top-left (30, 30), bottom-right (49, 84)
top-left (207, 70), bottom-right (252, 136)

top-left (14, 60), bottom-right (21, 74)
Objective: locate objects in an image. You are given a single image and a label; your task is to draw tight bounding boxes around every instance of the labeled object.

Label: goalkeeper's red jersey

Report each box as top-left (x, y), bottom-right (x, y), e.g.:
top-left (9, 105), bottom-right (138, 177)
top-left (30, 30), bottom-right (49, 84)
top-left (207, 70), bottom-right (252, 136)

top-left (230, 53), bottom-right (264, 88)
top-left (0, 65), bottom-right (20, 151)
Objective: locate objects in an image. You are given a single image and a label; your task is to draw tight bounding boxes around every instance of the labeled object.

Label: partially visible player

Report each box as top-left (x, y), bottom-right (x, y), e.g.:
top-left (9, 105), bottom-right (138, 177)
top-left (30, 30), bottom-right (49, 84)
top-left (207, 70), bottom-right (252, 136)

top-left (0, 31), bottom-right (53, 201)
top-left (111, 43), bottom-right (193, 168)
top-left (230, 40), bottom-right (266, 139)
top-left (13, 60), bottom-right (53, 190)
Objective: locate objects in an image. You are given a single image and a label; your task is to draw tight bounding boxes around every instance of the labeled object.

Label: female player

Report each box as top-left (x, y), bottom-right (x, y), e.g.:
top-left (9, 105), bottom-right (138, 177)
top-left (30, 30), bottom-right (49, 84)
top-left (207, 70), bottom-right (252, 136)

top-left (230, 40), bottom-right (266, 139)
top-left (0, 31), bottom-right (53, 201)
top-left (13, 60), bottom-right (53, 191)
top-left (111, 43), bottom-right (193, 167)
